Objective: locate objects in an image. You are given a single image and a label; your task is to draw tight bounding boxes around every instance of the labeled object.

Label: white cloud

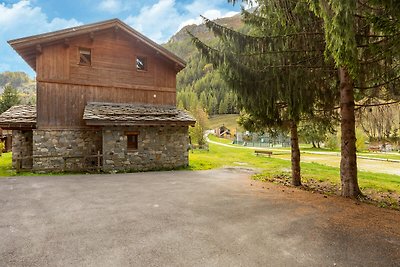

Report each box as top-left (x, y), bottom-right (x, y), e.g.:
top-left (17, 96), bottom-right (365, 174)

top-left (125, 0), bottom-right (180, 43)
top-left (124, 0), bottom-right (240, 43)
top-left (0, 1), bottom-right (81, 37)
top-left (0, 1), bottom-right (82, 75)
top-left (98, 0), bottom-right (125, 14)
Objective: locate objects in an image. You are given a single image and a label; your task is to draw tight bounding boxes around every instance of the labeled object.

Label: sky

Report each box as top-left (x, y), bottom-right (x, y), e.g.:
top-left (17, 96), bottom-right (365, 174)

top-left (0, 0), bottom-right (246, 77)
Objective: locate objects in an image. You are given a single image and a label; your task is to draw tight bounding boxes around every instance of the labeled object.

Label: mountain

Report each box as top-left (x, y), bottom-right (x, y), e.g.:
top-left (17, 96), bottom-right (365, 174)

top-left (163, 13), bottom-right (246, 115)
top-left (0, 71), bottom-right (36, 104)
top-left (164, 13), bottom-right (244, 61)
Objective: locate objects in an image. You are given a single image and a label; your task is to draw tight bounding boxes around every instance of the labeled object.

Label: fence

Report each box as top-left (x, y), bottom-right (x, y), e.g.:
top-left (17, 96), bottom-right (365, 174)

top-left (233, 132), bottom-right (290, 148)
top-left (14, 151), bottom-right (103, 173)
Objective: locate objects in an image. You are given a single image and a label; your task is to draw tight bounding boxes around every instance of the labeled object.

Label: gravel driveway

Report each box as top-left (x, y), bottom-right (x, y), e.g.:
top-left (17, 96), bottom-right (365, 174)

top-left (0, 169), bottom-right (399, 266)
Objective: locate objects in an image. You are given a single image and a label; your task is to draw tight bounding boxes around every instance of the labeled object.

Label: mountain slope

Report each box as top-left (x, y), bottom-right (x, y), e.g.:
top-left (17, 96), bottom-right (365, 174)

top-left (164, 13), bottom-right (244, 61)
top-left (0, 71), bottom-right (36, 104)
top-left (163, 14), bottom-right (245, 115)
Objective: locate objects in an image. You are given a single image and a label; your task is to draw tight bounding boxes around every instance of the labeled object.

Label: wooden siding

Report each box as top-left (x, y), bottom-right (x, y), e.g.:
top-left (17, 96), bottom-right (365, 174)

top-left (35, 29), bottom-right (178, 128)
top-left (37, 82), bottom-right (176, 128)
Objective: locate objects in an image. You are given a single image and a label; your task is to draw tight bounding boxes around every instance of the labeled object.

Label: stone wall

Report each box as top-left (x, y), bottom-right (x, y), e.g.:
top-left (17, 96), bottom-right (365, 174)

top-left (12, 130), bottom-right (33, 169)
top-left (32, 129), bottom-right (102, 170)
top-left (102, 126), bottom-right (189, 171)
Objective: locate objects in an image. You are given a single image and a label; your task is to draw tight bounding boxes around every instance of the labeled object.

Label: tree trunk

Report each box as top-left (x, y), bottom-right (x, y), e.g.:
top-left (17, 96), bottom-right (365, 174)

top-left (339, 67), bottom-right (361, 197)
top-left (290, 120), bottom-right (301, 186)
top-left (312, 140), bottom-right (316, 148)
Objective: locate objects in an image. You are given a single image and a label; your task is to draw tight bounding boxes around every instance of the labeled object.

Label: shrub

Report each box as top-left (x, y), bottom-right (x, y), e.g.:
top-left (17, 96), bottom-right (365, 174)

top-left (325, 134), bottom-right (339, 150)
top-left (356, 129), bottom-right (367, 152)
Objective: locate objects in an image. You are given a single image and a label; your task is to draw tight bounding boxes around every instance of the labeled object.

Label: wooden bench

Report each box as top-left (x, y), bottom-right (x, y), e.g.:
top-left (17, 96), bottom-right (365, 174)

top-left (368, 146), bottom-right (381, 152)
top-left (255, 150), bottom-right (273, 157)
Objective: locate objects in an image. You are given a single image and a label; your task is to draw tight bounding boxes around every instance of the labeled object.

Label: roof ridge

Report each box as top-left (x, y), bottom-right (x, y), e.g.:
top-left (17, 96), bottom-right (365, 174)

top-left (8, 18), bottom-right (185, 72)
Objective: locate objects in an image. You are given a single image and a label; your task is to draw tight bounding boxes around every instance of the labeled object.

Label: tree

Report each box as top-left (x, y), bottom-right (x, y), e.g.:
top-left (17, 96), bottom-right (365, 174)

top-left (298, 116), bottom-right (337, 148)
top-left (306, 0), bottom-right (400, 197)
top-left (190, 1), bottom-right (337, 186)
top-left (0, 85), bottom-right (20, 113)
top-left (189, 107), bottom-right (209, 146)
top-left (194, 0), bottom-right (400, 197)
top-left (356, 100), bottom-right (400, 142)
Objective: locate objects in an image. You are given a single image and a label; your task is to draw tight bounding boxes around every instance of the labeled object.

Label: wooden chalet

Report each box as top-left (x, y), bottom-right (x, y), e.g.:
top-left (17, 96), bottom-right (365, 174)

top-left (0, 19), bottom-right (195, 172)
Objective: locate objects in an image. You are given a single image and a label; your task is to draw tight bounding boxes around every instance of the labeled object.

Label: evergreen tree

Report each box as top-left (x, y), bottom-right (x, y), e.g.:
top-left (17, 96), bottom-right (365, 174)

top-left (306, 0), bottom-right (400, 197)
top-left (192, 0), bottom-right (400, 196)
top-left (190, 1), bottom-right (336, 186)
top-left (0, 85), bottom-right (20, 113)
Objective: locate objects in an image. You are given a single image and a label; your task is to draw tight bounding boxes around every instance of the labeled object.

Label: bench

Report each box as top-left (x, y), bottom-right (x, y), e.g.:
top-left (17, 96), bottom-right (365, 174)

top-left (368, 146), bottom-right (381, 152)
top-left (255, 150), bottom-right (273, 157)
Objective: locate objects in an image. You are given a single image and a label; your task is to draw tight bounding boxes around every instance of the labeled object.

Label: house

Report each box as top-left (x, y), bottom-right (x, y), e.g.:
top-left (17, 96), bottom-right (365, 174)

top-left (0, 19), bottom-right (195, 172)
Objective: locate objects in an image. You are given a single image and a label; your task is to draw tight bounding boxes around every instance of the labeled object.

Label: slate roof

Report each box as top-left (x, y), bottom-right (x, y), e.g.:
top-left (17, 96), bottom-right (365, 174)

top-left (83, 102), bottom-right (196, 126)
top-left (0, 105), bottom-right (37, 129)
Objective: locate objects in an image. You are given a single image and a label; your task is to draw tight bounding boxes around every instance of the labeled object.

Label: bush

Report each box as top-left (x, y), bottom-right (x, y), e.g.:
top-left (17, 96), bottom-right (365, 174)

top-left (325, 134), bottom-right (339, 150)
top-left (356, 129), bottom-right (367, 152)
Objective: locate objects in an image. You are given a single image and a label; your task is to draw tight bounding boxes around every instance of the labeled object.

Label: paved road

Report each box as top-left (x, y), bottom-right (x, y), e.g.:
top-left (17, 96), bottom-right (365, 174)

top-left (1, 169), bottom-right (399, 266)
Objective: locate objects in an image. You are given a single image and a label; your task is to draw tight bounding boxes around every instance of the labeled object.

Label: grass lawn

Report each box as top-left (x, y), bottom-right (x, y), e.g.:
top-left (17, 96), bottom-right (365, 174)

top-left (209, 135), bottom-right (400, 161)
top-left (0, 152), bottom-right (75, 177)
top-left (190, 140), bottom-right (400, 194)
top-left (0, 153), bottom-right (16, 177)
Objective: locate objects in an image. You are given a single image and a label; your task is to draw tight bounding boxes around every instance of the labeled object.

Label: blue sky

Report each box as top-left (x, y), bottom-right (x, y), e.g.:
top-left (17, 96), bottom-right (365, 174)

top-left (0, 0), bottom-right (246, 77)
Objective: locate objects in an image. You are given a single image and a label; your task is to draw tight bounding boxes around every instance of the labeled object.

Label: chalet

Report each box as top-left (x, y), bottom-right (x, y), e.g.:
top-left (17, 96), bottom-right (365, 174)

top-left (0, 19), bottom-right (195, 172)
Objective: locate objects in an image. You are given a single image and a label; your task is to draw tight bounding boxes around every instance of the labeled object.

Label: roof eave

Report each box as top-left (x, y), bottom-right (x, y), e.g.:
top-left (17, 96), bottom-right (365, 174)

top-left (8, 18), bottom-right (186, 70)
top-left (85, 120), bottom-right (195, 127)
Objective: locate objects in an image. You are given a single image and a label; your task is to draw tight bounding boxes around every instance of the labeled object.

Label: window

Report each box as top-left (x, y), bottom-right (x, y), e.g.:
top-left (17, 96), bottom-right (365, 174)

top-left (79, 48), bottom-right (91, 65)
top-left (136, 56), bottom-right (147, 71)
top-left (126, 132), bottom-right (139, 150)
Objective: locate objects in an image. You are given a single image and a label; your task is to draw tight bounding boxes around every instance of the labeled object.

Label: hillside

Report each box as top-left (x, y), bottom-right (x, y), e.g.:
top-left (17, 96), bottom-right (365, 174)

top-left (164, 13), bottom-right (244, 60)
top-left (162, 13), bottom-right (246, 116)
top-left (0, 71), bottom-right (36, 104)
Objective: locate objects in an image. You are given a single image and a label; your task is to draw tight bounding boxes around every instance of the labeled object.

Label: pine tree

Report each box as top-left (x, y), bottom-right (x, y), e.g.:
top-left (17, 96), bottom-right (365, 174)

top-left (191, 0), bottom-right (400, 196)
top-left (0, 85), bottom-right (21, 113)
top-left (189, 1), bottom-right (336, 186)
top-left (306, 0), bottom-right (400, 197)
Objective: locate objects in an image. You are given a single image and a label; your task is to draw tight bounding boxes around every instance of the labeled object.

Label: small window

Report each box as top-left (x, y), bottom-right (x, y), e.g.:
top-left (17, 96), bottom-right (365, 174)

top-left (136, 56), bottom-right (147, 71)
top-left (79, 48), bottom-right (91, 65)
top-left (126, 132), bottom-right (139, 150)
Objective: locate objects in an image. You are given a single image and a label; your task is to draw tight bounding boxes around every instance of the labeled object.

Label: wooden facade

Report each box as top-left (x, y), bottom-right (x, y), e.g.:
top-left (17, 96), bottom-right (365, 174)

top-left (36, 29), bottom-right (178, 128)
top-left (8, 19), bottom-right (185, 129)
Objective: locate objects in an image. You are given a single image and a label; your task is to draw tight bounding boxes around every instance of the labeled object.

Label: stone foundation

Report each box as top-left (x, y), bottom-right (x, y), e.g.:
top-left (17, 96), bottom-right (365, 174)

top-left (12, 130), bottom-right (33, 169)
top-left (11, 126), bottom-right (189, 172)
top-left (32, 129), bottom-right (102, 170)
top-left (102, 126), bottom-right (189, 171)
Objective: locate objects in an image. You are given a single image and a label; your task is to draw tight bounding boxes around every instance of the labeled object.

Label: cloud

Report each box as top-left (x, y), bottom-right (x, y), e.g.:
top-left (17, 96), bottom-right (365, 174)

top-left (124, 0), bottom-right (240, 43)
top-left (125, 0), bottom-right (180, 43)
top-left (98, 0), bottom-right (125, 14)
top-left (0, 1), bottom-right (82, 75)
top-left (0, 1), bottom-right (81, 38)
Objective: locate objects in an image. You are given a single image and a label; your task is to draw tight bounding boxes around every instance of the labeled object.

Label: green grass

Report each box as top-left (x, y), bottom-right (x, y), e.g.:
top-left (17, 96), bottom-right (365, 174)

top-left (190, 141), bottom-right (400, 194)
top-left (0, 153), bottom-right (16, 176)
top-left (210, 135), bottom-right (400, 161)
top-left (208, 134), bottom-right (234, 144)
top-left (0, 152), bottom-right (83, 177)
top-left (208, 114), bottom-right (242, 132)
